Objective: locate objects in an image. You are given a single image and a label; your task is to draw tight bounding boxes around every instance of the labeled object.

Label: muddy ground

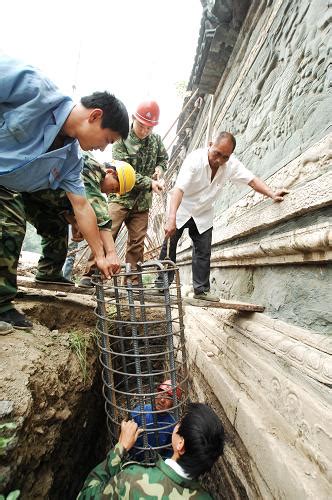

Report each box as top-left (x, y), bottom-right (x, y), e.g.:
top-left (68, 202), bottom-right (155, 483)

top-left (0, 293), bottom-right (107, 500)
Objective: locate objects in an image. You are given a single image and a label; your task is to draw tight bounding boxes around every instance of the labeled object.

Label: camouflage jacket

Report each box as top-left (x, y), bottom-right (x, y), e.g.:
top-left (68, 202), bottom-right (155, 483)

top-left (82, 152), bottom-right (112, 231)
top-left (77, 442), bottom-right (213, 499)
top-left (109, 127), bottom-right (168, 212)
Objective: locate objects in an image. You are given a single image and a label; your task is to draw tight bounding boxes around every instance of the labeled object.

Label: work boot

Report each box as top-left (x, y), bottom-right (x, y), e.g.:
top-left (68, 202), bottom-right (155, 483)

top-left (193, 291), bottom-right (220, 302)
top-left (0, 321), bottom-right (14, 335)
top-left (78, 276), bottom-right (94, 288)
top-left (0, 309), bottom-right (33, 329)
top-left (35, 275), bottom-right (75, 286)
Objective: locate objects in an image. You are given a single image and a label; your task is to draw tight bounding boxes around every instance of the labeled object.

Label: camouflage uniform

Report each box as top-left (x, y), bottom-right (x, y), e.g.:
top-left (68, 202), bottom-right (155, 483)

top-left (81, 152), bottom-right (112, 232)
top-left (77, 442), bottom-right (212, 499)
top-left (0, 186), bottom-right (69, 313)
top-left (0, 153), bottom-right (110, 313)
top-left (107, 127), bottom-right (168, 274)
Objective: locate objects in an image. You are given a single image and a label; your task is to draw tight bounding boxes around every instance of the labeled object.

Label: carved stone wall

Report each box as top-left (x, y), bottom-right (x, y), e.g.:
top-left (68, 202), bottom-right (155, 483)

top-left (176, 0), bottom-right (331, 333)
top-left (184, 306), bottom-right (332, 499)
top-left (173, 0), bottom-right (332, 497)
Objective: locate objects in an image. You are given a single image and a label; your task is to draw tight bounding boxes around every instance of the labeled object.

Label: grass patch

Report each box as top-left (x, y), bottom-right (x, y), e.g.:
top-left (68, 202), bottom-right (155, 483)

top-left (142, 273), bottom-right (154, 285)
top-left (68, 330), bottom-right (89, 383)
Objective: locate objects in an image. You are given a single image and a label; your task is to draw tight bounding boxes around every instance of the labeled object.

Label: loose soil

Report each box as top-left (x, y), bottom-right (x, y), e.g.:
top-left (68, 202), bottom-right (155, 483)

top-left (0, 293), bottom-right (107, 500)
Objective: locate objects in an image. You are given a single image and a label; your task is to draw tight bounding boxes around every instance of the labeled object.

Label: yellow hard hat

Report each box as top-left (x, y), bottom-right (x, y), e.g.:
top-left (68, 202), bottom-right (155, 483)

top-left (110, 160), bottom-right (136, 195)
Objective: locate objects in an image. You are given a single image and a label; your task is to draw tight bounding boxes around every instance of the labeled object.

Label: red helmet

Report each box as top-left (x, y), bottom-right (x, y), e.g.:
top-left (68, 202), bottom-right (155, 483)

top-left (134, 101), bottom-right (160, 127)
top-left (158, 380), bottom-right (182, 400)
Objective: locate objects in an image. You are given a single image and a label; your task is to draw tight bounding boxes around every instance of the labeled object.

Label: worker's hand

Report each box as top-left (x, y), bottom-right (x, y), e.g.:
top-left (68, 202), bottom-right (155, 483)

top-left (151, 180), bottom-right (164, 194)
top-left (271, 189), bottom-right (289, 202)
top-left (95, 256), bottom-right (113, 279)
top-left (165, 216), bottom-right (176, 239)
top-left (118, 420), bottom-right (143, 451)
top-left (152, 166), bottom-right (163, 180)
top-left (105, 251), bottom-right (121, 275)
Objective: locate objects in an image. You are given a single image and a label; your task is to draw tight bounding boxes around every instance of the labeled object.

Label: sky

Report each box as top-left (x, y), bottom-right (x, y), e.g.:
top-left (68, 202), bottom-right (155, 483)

top-left (0, 0), bottom-right (202, 157)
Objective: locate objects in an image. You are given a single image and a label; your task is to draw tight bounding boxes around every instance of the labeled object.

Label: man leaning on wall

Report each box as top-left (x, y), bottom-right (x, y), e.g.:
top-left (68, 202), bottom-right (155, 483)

top-left (155, 131), bottom-right (289, 301)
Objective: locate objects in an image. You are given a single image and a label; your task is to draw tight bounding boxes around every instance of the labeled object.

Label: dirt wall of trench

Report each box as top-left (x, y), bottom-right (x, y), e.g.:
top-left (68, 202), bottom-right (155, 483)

top-left (0, 296), bottom-right (107, 500)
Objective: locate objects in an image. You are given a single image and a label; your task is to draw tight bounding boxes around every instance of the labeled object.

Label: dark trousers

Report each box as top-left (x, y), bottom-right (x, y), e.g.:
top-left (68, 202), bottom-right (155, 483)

top-left (156, 218), bottom-right (213, 294)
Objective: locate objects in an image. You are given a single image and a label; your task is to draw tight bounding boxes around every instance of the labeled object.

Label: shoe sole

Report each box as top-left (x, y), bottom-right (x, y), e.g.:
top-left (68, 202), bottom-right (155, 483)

top-left (78, 283), bottom-right (94, 288)
top-left (194, 296), bottom-right (220, 302)
top-left (0, 327), bottom-right (14, 335)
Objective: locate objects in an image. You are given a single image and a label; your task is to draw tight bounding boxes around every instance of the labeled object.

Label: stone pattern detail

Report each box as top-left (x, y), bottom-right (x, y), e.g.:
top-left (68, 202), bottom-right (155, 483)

top-left (176, 222), bottom-right (332, 267)
top-left (184, 306), bottom-right (332, 497)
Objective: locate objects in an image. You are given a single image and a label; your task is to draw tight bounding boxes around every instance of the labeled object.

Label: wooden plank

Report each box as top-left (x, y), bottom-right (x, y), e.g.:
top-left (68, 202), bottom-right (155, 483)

top-left (17, 276), bottom-right (94, 296)
top-left (17, 277), bottom-right (265, 311)
top-left (183, 297), bottom-right (265, 312)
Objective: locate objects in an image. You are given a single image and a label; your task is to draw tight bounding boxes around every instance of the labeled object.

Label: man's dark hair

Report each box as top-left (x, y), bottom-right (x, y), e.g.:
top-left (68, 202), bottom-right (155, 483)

top-left (177, 403), bottom-right (225, 478)
top-left (214, 131), bottom-right (236, 151)
top-left (81, 91), bottom-right (129, 139)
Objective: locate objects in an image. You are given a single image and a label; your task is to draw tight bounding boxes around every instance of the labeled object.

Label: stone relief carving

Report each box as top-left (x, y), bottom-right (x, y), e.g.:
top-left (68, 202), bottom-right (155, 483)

top-left (229, 318), bottom-right (332, 386)
top-left (208, 136), bottom-right (332, 244)
top-left (185, 306), bottom-right (332, 483)
top-left (210, 0), bottom-right (331, 211)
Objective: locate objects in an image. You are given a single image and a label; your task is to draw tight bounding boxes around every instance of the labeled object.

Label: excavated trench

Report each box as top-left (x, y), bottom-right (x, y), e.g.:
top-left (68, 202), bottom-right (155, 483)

top-left (0, 293), bottom-right (251, 500)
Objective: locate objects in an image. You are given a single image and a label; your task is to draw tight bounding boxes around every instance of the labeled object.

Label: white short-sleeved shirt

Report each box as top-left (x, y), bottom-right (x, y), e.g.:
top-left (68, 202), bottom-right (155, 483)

top-left (175, 147), bottom-right (255, 233)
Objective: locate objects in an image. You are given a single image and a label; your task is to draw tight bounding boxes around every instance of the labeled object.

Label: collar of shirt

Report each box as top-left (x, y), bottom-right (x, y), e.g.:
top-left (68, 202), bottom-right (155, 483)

top-left (157, 457), bottom-right (200, 489)
top-left (124, 126), bottom-right (148, 154)
top-left (164, 458), bottom-right (192, 479)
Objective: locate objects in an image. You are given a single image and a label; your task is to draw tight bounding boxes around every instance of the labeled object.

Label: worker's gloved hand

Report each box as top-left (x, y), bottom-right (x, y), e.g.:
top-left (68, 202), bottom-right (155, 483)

top-left (118, 420), bottom-right (143, 451)
top-left (165, 216), bottom-right (176, 239)
top-left (272, 188), bottom-right (289, 202)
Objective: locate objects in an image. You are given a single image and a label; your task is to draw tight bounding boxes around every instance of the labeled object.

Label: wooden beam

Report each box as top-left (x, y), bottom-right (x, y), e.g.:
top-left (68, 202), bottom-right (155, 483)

top-left (17, 277), bottom-right (265, 312)
top-left (183, 297), bottom-right (265, 312)
top-left (17, 276), bottom-right (94, 296)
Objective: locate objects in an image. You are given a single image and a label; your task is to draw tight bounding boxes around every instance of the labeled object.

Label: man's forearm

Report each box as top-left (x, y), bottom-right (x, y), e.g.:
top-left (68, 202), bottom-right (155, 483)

top-left (169, 187), bottom-right (184, 218)
top-left (100, 229), bottom-right (117, 255)
top-left (248, 177), bottom-right (274, 198)
top-left (66, 193), bottom-right (104, 259)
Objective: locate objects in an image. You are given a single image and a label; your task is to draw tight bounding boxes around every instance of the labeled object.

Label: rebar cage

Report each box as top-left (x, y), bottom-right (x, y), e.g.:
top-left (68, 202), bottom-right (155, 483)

top-left (93, 260), bottom-right (189, 464)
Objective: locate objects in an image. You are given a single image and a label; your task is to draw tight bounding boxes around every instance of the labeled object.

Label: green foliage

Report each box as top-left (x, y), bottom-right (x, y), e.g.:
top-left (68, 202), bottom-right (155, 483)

top-left (142, 273), bottom-right (154, 285)
top-left (0, 491), bottom-right (21, 500)
top-left (0, 422), bottom-right (17, 456)
top-left (22, 223), bottom-right (42, 253)
top-left (0, 423), bottom-right (17, 431)
top-left (68, 330), bottom-right (89, 383)
top-left (0, 436), bottom-right (14, 453)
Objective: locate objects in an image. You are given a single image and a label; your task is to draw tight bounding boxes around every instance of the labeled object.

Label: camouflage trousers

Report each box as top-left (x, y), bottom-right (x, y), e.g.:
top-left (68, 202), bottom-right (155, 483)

top-left (0, 185), bottom-right (70, 313)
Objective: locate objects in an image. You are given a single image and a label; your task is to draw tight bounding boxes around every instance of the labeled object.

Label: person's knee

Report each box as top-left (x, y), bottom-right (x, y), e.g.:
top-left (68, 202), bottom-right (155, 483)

top-left (0, 231), bottom-right (25, 259)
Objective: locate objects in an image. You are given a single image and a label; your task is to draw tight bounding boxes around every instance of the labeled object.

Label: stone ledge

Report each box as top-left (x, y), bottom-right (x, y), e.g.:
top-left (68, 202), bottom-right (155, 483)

top-left (177, 222), bottom-right (332, 267)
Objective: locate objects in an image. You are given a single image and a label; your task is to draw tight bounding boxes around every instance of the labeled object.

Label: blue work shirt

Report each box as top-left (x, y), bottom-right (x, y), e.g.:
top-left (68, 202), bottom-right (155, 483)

top-left (0, 55), bottom-right (85, 195)
top-left (131, 404), bottom-right (176, 460)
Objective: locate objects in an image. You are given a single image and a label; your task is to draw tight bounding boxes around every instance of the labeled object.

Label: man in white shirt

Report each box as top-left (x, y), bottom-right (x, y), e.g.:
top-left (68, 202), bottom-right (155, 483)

top-left (156, 131), bottom-right (288, 301)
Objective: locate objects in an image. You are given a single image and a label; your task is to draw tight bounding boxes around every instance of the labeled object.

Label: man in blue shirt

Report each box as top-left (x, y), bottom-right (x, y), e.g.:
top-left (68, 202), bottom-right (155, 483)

top-left (0, 56), bottom-right (129, 328)
top-left (131, 380), bottom-right (182, 460)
